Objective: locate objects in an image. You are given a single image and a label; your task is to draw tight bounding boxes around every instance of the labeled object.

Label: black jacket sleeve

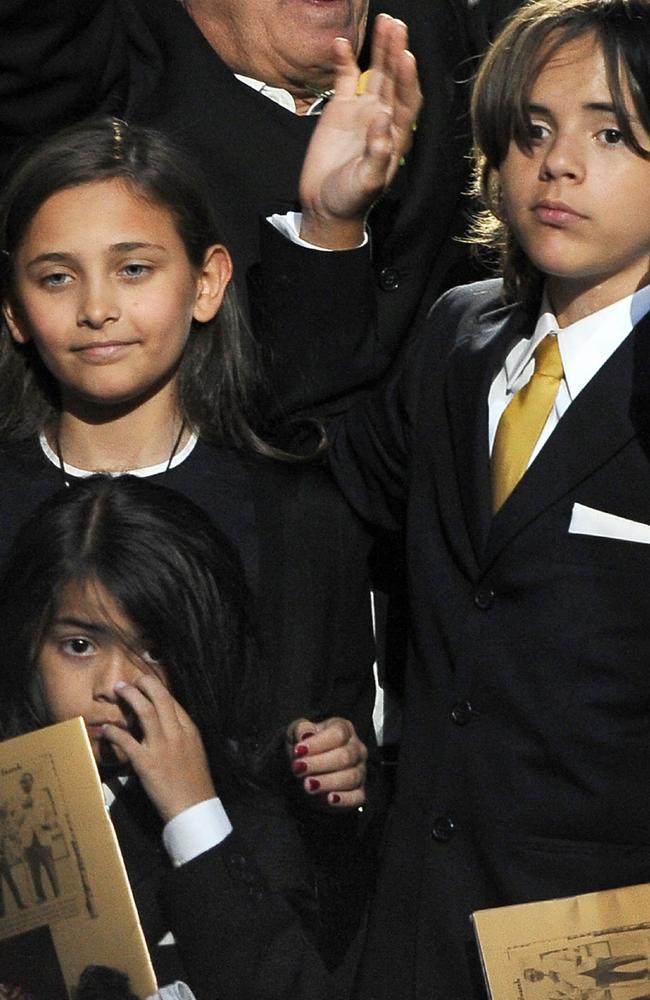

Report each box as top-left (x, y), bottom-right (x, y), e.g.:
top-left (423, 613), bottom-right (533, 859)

top-left (160, 794), bottom-right (333, 1000)
top-left (249, 219), bottom-right (380, 422)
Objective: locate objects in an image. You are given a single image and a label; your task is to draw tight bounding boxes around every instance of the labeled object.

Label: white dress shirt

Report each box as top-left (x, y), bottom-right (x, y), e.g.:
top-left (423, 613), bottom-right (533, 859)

top-left (103, 781), bottom-right (232, 868)
top-left (235, 73), bottom-right (326, 115)
top-left (488, 285), bottom-right (650, 465)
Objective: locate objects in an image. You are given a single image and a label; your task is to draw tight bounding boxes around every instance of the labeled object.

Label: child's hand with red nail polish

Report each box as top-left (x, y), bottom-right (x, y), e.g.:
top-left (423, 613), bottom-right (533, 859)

top-left (285, 716), bottom-right (367, 808)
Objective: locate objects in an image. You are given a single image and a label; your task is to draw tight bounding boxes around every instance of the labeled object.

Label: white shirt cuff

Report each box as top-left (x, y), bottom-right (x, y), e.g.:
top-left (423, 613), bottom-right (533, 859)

top-left (268, 211), bottom-right (369, 250)
top-left (162, 797), bottom-right (233, 868)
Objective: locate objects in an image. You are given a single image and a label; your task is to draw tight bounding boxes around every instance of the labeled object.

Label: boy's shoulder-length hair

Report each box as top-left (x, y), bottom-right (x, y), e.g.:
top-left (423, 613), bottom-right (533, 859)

top-left (469, 0), bottom-right (650, 306)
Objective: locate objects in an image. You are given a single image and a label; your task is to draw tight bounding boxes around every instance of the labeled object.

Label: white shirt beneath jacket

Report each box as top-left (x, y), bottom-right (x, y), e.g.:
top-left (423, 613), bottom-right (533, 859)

top-left (488, 283), bottom-right (650, 463)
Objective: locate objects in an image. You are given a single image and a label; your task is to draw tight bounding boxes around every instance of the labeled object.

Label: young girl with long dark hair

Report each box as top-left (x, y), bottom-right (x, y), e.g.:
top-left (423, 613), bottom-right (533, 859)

top-left (0, 474), bottom-right (340, 998)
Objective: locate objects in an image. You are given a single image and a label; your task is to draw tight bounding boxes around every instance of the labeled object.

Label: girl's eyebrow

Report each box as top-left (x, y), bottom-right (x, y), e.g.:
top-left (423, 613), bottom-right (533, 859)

top-left (26, 251), bottom-right (74, 268)
top-left (108, 241), bottom-right (167, 254)
top-left (25, 242), bottom-right (167, 268)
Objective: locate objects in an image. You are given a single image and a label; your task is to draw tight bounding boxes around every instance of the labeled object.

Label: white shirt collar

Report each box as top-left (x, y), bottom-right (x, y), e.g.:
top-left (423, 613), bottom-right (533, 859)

top-left (102, 775), bottom-right (129, 810)
top-left (39, 429), bottom-right (198, 479)
top-left (504, 284), bottom-right (650, 403)
top-left (235, 73), bottom-right (325, 115)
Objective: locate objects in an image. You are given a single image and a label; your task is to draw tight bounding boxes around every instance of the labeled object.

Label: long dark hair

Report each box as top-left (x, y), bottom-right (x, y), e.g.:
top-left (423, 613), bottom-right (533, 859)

top-left (469, 0), bottom-right (650, 306)
top-left (0, 117), bottom-right (298, 458)
top-left (0, 475), bottom-right (266, 785)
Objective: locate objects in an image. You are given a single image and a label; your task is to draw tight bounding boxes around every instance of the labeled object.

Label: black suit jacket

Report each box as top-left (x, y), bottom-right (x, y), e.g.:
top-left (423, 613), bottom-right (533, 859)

top-left (0, 0), bottom-right (521, 382)
top-left (108, 779), bottom-right (331, 1000)
top-left (322, 280), bottom-right (650, 999)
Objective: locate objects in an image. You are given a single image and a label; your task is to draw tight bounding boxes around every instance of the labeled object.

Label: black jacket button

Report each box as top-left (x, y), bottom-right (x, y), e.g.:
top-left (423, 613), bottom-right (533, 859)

top-left (451, 701), bottom-right (473, 725)
top-left (378, 266), bottom-right (400, 291)
top-left (431, 816), bottom-right (456, 842)
top-left (474, 586), bottom-right (494, 610)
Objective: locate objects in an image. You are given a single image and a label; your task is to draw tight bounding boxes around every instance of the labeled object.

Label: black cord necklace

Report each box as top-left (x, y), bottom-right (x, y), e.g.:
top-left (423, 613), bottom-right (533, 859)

top-left (54, 420), bottom-right (186, 488)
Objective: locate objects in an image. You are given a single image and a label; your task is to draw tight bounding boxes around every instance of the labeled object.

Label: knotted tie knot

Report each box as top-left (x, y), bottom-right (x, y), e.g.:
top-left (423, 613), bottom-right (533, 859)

top-left (532, 334), bottom-right (564, 382)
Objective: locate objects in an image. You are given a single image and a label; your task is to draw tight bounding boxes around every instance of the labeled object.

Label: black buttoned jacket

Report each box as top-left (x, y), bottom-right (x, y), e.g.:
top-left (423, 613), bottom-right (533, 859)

top-left (323, 279), bottom-right (650, 999)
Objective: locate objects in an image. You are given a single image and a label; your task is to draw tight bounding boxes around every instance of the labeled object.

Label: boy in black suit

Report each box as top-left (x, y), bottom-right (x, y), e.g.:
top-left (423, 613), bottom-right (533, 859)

top-left (284, 0), bottom-right (650, 996)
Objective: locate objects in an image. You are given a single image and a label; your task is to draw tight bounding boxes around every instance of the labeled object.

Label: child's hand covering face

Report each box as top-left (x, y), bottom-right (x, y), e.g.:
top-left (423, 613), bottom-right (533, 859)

top-left (39, 579), bottom-right (215, 821)
top-left (102, 673), bottom-right (216, 823)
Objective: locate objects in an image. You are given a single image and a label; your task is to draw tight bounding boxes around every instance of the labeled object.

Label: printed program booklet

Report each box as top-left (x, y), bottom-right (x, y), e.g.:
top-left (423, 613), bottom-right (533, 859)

top-left (0, 717), bottom-right (157, 999)
top-left (472, 882), bottom-right (650, 1000)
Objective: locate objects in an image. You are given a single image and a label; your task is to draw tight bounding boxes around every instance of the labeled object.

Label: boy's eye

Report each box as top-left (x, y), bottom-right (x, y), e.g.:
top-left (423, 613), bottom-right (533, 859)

top-left (527, 121), bottom-right (550, 141)
top-left (61, 636), bottom-right (96, 656)
top-left (597, 127), bottom-right (624, 146)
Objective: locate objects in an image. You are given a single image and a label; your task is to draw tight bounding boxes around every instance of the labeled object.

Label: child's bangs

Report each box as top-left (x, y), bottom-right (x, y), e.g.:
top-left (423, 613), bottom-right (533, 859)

top-left (512, 25), bottom-right (649, 156)
top-left (475, 1), bottom-right (650, 169)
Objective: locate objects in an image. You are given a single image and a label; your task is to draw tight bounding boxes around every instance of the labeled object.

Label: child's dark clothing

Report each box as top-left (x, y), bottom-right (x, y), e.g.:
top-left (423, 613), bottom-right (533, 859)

top-left (327, 279), bottom-right (650, 999)
top-left (109, 779), bottom-right (326, 1000)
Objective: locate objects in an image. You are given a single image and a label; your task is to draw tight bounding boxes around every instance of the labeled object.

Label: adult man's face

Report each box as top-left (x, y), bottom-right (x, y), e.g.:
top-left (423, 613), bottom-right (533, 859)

top-left (187, 0), bottom-right (369, 100)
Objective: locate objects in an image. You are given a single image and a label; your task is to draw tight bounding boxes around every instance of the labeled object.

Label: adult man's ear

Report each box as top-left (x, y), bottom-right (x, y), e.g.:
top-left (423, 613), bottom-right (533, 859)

top-left (192, 244), bottom-right (233, 323)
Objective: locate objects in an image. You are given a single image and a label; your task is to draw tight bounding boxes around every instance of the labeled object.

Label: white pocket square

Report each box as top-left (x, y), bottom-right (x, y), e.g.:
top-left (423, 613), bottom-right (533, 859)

top-left (569, 503), bottom-right (650, 544)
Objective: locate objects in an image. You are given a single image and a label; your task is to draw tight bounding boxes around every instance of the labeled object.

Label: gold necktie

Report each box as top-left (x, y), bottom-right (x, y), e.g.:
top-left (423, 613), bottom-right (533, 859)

top-left (491, 334), bottom-right (564, 512)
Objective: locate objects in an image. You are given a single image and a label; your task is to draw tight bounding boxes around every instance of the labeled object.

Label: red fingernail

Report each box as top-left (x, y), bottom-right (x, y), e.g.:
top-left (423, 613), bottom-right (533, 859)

top-left (292, 760), bottom-right (308, 775)
top-left (330, 793), bottom-right (341, 804)
top-left (308, 778), bottom-right (321, 791)
top-left (294, 744), bottom-right (309, 757)
top-left (299, 731), bottom-right (315, 740)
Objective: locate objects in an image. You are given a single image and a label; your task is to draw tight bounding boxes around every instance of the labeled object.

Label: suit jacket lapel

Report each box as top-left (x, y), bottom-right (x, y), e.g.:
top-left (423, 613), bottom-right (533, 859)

top-left (485, 318), bottom-right (641, 567)
top-left (443, 301), bottom-right (532, 569)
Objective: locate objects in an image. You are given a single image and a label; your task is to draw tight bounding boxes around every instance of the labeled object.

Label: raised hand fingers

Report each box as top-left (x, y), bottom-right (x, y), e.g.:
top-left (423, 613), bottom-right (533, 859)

top-left (360, 15), bottom-right (421, 179)
top-left (331, 35), bottom-right (361, 99)
top-left (364, 14), bottom-right (407, 101)
top-left (393, 46), bottom-right (421, 145)
top-left (374, 17), bottom-right (421, 159)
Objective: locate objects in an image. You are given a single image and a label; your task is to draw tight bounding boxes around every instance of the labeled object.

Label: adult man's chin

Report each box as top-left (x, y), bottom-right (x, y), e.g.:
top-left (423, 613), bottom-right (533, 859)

top-left (187, 0), bottom-right (369, 99)
top-left (285, 0), bottom-right (369, 59)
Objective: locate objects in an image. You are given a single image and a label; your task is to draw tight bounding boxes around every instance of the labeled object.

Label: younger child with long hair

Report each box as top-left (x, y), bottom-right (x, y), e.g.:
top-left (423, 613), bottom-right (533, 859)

top-left (0, 474), bottom-right (341, 999)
